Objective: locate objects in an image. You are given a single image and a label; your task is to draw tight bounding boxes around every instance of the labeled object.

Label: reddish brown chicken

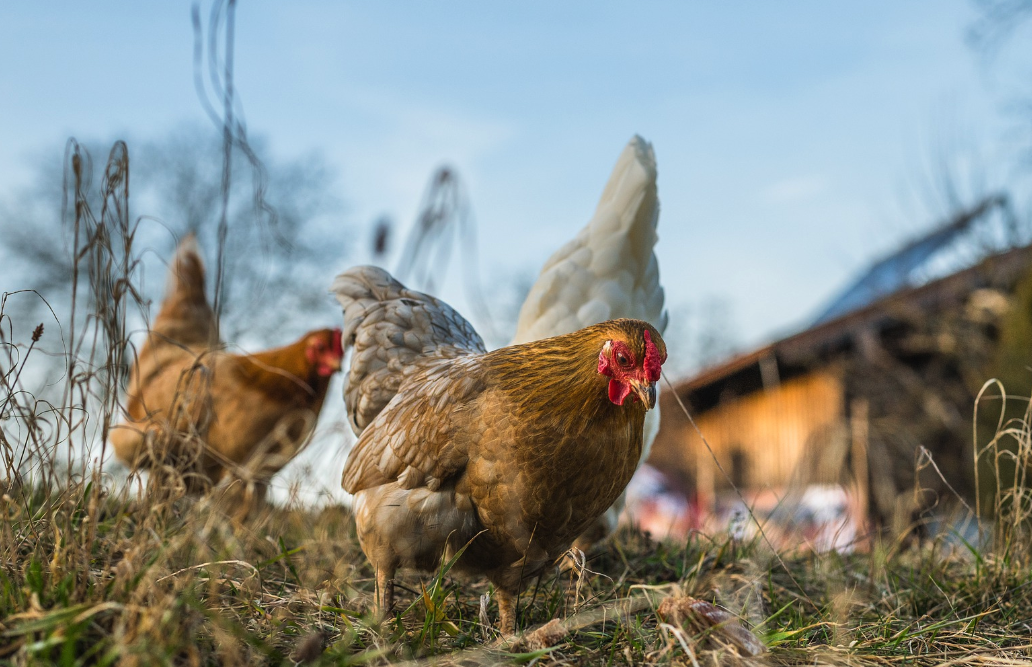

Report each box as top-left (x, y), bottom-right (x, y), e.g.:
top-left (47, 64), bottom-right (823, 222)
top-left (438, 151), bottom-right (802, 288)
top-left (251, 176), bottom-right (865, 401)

top-left (110, 235), bottom-right (343, 511)
top-left (332, 266), bottom-right (666, 633)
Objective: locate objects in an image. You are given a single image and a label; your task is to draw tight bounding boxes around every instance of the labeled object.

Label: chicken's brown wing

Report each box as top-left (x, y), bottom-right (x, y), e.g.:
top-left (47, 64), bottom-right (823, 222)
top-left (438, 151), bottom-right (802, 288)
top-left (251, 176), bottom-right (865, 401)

top-left (341, 354), bottom-right (486, 494)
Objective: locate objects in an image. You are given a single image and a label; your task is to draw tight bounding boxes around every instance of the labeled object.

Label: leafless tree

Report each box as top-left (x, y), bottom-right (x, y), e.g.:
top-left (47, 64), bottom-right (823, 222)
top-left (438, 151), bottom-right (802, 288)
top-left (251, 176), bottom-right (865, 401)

top-left (0, 124), bottom-right (346, 354)
top-left (969, 0), bottom-right (1032, 193)
top-left (969, 0), bottom-right (1032, 54)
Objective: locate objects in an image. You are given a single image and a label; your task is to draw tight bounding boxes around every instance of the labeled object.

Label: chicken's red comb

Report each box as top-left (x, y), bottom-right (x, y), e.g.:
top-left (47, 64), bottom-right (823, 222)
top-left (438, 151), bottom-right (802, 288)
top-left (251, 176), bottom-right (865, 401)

top-left (331, 328), bottom-right (344, 358)
top-left (643, 330), bottom-right (663, 382)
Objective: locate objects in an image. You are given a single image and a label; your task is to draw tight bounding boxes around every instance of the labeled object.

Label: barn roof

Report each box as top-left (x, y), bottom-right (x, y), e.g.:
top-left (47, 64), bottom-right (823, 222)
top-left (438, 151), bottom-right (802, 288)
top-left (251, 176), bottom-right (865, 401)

top-left (812, 194), bottom-right (1013, 325)
top-left (674, 195), bottom-right (1029, 409)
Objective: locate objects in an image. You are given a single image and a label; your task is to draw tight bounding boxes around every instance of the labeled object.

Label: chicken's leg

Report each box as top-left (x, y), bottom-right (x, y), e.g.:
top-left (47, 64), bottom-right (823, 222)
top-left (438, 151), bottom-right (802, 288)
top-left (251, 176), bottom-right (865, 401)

top-left (496, 588), bottom-right (516, 635)
top-left (375, 567), bottom-right (395, 620)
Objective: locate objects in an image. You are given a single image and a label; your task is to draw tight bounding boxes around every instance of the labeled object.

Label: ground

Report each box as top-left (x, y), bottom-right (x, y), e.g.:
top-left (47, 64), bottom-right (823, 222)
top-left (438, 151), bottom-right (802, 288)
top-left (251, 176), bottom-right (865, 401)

top-left (1, 476), bottom-right (1031, 667)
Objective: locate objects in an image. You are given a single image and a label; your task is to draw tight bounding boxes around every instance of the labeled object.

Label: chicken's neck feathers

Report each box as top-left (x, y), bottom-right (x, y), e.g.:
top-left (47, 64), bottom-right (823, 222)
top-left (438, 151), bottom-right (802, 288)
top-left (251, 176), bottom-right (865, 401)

top-left (228, 336), bottom-right (327, 402)
top-left (483, 324), bottom-right (647, 445)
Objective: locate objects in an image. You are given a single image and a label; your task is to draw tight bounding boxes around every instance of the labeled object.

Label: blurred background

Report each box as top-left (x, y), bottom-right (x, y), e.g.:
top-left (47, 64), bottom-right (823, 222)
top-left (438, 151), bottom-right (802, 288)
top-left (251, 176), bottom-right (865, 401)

top-left (1, 1), bottom-right (1031, 546)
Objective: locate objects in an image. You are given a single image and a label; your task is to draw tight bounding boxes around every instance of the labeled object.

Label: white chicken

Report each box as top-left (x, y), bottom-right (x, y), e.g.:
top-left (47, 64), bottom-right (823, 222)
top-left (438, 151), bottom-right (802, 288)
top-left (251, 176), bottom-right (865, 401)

top-left (512, 135), bottom-right (667, 547)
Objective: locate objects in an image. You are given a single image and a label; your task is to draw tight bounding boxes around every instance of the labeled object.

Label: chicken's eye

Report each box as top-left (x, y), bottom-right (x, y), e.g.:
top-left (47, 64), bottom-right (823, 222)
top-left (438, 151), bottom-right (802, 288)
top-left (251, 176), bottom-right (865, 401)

top-left (616, 352), bottom-right (629, 366)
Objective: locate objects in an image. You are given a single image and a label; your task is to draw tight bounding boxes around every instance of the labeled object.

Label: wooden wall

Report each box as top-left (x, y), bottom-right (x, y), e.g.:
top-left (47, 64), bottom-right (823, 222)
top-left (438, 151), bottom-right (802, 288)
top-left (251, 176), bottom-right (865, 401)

top-left (652, 369), bottom-right (847, 510)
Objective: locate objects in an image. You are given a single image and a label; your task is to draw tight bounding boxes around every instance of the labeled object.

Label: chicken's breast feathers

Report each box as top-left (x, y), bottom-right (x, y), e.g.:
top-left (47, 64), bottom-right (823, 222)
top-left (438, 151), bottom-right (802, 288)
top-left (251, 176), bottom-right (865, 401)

top-left (331, 265), bottom-right (486, 436)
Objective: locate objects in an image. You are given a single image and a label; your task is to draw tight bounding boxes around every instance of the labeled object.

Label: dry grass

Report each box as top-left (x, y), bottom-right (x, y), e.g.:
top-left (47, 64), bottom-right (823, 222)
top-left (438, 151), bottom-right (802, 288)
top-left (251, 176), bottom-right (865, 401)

top-left (4, 143), bottom-right (1032, 666)
top-left (3, 480), bottom-right (1032, 666)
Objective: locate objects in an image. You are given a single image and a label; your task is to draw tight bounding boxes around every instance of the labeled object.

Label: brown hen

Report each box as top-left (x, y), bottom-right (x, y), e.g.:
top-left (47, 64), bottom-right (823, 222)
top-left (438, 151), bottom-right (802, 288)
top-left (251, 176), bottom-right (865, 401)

top-left (333, 266), bottom-right (666, 632)
top-left (110, 234), bottom-right (343, 513)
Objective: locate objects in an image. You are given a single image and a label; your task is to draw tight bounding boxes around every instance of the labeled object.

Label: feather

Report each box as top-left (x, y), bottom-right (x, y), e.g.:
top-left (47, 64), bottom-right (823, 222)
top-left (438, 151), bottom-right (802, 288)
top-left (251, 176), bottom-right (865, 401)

top-left (513, 136), bottom-right (666, 343)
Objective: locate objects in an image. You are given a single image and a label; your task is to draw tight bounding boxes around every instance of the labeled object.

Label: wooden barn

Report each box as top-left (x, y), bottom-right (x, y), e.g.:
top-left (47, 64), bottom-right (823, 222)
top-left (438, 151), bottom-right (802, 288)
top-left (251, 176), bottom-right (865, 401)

top-left (649, 195), bottom-right (1032, 533)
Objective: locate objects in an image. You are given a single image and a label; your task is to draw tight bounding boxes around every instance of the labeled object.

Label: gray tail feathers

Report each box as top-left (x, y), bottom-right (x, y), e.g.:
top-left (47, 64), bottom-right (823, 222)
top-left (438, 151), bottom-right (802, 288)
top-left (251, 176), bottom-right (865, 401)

top-left (331, 265), bottom-right (485, 434)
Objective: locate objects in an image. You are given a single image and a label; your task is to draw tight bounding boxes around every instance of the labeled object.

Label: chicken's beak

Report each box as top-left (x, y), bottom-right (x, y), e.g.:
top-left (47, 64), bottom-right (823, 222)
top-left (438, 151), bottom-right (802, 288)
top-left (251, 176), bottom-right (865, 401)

top-left (631, 380), bottom-right (658, 410)
top-left (317, 355), bottom-right (343, 377)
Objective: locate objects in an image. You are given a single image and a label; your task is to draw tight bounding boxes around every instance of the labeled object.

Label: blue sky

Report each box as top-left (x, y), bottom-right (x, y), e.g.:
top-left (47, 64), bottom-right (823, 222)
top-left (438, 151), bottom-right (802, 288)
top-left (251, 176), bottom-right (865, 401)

top-left (1, 1), bottom-right (1029, 357)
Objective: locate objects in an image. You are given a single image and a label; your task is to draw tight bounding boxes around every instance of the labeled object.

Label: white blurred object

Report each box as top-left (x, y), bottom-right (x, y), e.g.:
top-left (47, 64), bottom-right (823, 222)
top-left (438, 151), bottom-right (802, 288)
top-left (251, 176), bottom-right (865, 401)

top-left (793, 484), bottom-right (857, 553)
top-left (711, 484), bottom-right (860, 553)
